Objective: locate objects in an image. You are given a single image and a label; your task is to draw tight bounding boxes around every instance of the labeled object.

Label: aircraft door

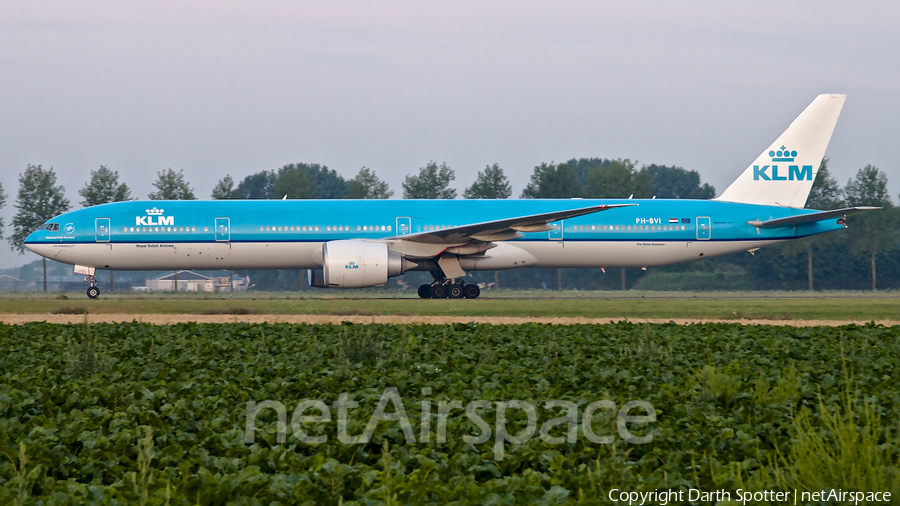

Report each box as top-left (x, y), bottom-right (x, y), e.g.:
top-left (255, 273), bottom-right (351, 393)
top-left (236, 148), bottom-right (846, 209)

top-left (696, 216), bottom-right (711, 240)
top-left (549, 220), bottom-right (564, 240)
top-left (215, 217), bottom-right (230, 241)
top-left (95, 218), bottom-right (110, 242)
top-left (396, 217), bottom-right (411, 235)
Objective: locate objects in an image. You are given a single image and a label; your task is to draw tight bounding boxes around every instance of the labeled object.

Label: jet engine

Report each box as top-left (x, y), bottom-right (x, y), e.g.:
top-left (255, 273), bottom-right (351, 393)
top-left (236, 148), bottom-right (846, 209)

top-left (308, 240), bottom-right (413, 288)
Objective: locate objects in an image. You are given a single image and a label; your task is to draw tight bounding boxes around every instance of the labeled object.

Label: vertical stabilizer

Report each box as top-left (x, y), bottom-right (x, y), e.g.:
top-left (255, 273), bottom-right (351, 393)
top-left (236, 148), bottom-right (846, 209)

top-left (716, 94), bottom-right (846, 208)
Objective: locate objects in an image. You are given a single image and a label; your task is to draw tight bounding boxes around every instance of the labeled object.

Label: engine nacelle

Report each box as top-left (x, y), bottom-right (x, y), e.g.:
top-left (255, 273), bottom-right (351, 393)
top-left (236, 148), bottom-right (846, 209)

top-left (310, 240), bottom-right (410, 288)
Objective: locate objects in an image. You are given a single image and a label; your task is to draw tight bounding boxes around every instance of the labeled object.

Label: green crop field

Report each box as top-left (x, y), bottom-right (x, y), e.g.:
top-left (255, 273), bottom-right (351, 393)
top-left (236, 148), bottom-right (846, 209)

top-left (2, 290), bottom-right (900, 320)
top-left (1, 322), bottom-right (898, 504)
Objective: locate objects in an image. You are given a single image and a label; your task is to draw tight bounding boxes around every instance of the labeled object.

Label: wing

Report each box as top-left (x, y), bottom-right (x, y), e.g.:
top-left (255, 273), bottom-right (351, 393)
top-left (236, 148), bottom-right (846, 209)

top-left (747, 207), bottom-right (880, 229)
top-left (387, 203), bottom-right (637, 244)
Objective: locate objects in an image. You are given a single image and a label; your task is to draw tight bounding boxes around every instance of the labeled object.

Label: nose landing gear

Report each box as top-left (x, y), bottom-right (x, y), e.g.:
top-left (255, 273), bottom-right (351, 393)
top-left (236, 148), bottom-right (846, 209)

top-left (85, 275), bottom-right (101, 299)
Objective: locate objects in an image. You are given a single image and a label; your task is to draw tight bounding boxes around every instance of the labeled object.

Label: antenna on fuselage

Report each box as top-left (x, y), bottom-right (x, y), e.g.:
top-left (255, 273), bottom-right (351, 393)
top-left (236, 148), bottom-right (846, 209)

top-left (282, 195), bottom-right (287, 200)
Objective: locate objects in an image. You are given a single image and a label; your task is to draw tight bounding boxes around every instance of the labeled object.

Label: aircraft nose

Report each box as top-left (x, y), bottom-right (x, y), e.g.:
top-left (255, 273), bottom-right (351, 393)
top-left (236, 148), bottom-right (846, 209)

top-left (24, 230), bottom-right (44, 252)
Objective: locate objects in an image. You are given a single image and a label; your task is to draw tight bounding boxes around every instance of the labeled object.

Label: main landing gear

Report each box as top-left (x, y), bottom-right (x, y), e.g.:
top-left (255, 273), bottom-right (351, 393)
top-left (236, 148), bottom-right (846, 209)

top-left (85, 275), bottom-right (101, 299)
top-left (417, 279), bottom-right (480, 299)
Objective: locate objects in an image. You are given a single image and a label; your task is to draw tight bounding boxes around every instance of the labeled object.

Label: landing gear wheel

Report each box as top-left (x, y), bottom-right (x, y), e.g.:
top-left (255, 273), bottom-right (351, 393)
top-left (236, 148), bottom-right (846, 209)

top-left (429, 284), bottom-right (447, 299)
top-left (417, 284), bottom-right (431, 298)
top-left (463, 284), bottom-right (480, 299)
top-left (448, 283), bottom-right (464, 299)
top-left (87, 286), bottom-right (101, 299)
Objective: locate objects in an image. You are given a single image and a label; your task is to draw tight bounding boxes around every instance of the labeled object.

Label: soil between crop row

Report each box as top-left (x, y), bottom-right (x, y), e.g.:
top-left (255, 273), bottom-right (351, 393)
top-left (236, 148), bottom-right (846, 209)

top-left (1, 313), bottom-right (896, 326)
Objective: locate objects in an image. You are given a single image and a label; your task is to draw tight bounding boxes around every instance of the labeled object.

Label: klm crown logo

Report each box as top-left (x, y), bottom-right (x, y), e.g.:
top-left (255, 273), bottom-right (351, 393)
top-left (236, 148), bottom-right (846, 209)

top-left (769, 145), bottom-right (797, 162)
top-left (146, 207), bottom-right (165, 215)
top-left (345, 261), bottom-right (359, 270)
top-left (753, 145), bottom-right (812, 181)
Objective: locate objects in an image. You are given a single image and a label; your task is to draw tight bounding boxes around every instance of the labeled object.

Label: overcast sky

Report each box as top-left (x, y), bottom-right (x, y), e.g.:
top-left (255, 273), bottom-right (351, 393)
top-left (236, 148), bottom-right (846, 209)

top-left (1, 1), bottom-right (898, 270)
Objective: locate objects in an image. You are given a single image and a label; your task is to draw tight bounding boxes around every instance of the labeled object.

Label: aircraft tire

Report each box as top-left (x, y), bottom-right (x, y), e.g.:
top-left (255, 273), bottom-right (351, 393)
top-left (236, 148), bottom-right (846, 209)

top-left (429, 284), bottom-right (447, 299)
top-left (448, 283), bottom-right (464, 299)
top-left (87, 286), bottom-right (100, 299)
top-left (463, 284), bottom-right (480, 299)
top-left (417, 285), bottom-right (431, 298)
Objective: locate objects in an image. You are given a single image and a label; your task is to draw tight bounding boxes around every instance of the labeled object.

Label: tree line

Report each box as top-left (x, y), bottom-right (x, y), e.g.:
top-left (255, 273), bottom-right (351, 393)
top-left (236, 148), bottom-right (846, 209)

top-left (2, 158), bottom-right (897, 292)
top-left (202, 158), bottom-right (717, 202)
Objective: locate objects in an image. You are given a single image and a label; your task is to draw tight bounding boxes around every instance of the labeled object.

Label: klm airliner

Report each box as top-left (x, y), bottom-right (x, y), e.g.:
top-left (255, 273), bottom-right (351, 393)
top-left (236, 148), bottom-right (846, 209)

top-left (26, 94), bottom-right (876, 299)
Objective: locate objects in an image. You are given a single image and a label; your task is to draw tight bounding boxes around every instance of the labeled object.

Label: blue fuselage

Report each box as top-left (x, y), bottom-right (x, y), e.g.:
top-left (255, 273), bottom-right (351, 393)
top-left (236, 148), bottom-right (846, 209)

top-left (25, 199), bottom-right (844, 272)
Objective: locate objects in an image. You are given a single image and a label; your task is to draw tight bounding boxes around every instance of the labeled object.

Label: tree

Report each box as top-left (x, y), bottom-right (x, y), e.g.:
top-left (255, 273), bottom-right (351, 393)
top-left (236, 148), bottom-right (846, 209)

top-left (9, 165), bottom-right (71, 292)
top-left (273, 163), bottom-right (347, 199)
top-left (643, 164), bottom-right (716, 199)
top-left (274, 166), bottom-right (312, 199)
top-left (781, 159), bottom-right (845, 290)
top-left (464, 163), bottom-right (512, 199)
top-left (463, 163), bottom-right (511, 288)
top-left (582, 159), bottom-right (652, 198)
top-left (844, 164), bottom-right (892, 207)
top-left (148, 168), bottom-right (196, 200)
top-left (403, 161), bottom-right (456, 199)
top-left (78, 165), bottom-right (132, 207)
top-left (521, 162), bottom-right (581, 198)
top-left (520, 161), bottom-right (583, 290)
top-left (78, 165), bottom-right (133, 292)
top-left (346, 167), bottom-right (393, 199)
top-left (211, 175), bottom-right (239, 199)
top-left (237, 171), bottom-right (277, 199)
top-left (806, 159), bottom-right (843, 210)
top-left (302, 164), bottom-right (347, 199)
top-left (844, 164), bottom-right (894, 290)
top-left (0, 181), bottom-right (6, 239)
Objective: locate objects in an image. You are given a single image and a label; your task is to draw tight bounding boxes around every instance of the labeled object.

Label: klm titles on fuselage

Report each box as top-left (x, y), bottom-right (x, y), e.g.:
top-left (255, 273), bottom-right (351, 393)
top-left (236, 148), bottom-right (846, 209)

top-left (137, 207), bottom-right (174, 226)
top-left (136, 215), bottom-right (174, 226)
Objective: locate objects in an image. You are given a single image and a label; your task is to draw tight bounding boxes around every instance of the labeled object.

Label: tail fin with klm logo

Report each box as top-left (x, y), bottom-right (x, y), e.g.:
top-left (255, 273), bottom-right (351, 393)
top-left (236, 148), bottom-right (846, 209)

top-left (715, 94), bottom-right (846, 209)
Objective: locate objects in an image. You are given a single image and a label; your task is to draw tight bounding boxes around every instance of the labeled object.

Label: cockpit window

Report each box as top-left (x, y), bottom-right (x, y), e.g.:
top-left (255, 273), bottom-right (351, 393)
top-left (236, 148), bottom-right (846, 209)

top-left (41, 223), bottom-right (60, 232)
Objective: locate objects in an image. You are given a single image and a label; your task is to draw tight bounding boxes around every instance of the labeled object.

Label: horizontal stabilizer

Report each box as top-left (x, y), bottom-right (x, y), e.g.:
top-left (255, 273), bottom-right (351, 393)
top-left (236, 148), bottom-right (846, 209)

top-left (747, 207), bottom-right (880, 228)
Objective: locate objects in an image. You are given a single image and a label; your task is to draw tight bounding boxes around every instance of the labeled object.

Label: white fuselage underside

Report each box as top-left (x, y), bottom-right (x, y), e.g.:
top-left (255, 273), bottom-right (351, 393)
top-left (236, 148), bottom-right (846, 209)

top-left (29, 239), bottom-right (780, 271)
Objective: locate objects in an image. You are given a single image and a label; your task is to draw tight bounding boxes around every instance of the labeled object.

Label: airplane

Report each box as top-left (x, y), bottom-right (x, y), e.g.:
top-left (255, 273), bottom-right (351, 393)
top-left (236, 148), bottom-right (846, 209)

top-left (26, 94), bottom-right (877, 299)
